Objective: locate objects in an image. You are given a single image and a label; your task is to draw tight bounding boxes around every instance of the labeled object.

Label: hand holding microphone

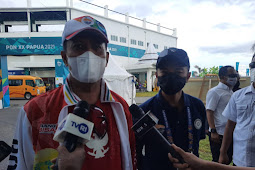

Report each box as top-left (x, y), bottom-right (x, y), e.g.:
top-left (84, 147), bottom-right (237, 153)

top-left (52, 101), bottom-right (94, 169)
top-left (51, 145), bottom-right (85, 170)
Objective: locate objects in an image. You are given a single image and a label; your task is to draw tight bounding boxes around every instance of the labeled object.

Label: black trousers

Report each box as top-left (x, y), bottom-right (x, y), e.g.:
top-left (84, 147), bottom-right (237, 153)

top-left (208, 132), bottom-right (233, 164)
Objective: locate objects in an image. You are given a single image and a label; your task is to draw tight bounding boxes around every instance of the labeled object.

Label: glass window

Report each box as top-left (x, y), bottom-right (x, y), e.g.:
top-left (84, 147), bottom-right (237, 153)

top-left (131, 39), bottom-right (137, 45)
top-left (164, 46), bottom-right (168, 49)
top-left (111, 35), bottom-right (118, 42)
top-left (138, 41), bottom-right (144, 46)
top-left (35, 79), bottom-right (44, 87)
top-left (120, 37), bottom-right (126, 43)
top-left (154, 44), bottom-right (158, 49)
top-left (9, 79), bottom-right (23, 86)
top-left (26, 80), bottom-right (35, 87)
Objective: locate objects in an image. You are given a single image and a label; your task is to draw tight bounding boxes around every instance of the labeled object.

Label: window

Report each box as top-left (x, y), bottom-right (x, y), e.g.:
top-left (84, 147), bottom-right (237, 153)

top-left (138, 41), bottom-right (144, 46)
top-left (120, 37), bottom-right (126, 43)
top-left (131, 39), bottom-right (137, 45)
top-left (9, 79), bottom-right (23, 86)
top-left (164, 46), bottom-right (168, 49)
top-left (154, 44), bottom-right (158, 49)
top-left (35, 79), bottom-right (44, 87)
top-left (111, 35), bottom-right (118, 42)
top-left (147, 42), bottom-right (149, 47)
top-left (26, 80), bottom-right (35, 87)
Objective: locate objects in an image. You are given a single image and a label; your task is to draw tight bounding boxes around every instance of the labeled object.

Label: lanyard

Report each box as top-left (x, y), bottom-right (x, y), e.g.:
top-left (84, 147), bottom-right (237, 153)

top-left (162, 107), bottom-right (193, 153)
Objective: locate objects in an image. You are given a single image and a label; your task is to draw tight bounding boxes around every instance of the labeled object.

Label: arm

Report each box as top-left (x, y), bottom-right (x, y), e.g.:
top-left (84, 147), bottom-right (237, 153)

top-left (168, 144), bottom-right (254, 170)
top-left (219, 119), bottom-right (236, 164)
top-left (206, 109), bottom-right (220, 143)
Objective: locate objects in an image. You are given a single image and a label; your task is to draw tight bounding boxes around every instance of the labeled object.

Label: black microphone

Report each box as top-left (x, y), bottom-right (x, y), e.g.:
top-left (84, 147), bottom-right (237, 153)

top-left (53, 101), bottom-right (90, 170)
top-left (63, 101), bottom-right (90, 152)
top-left (129, 104), bottom-right (185, 163)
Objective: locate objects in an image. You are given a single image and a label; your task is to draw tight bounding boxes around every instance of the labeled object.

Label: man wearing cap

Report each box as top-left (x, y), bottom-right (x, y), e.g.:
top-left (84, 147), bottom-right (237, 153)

top-left (8, 16), bottom-right (136, 170)
top-left (206, 66), bottom-right (237, 164)
top-left (219, 54), bottom-right (255, 167)
top-left (137, 48), bottom-right (206, 170)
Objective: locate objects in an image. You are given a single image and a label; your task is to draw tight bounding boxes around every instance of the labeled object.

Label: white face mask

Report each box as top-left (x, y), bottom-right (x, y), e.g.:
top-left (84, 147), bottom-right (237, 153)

top-left (226, 77), bottom-right (237, 87)
top-left (250, 68), bottom-right (255, 83)
top-left (67, 51), bottom-right (106, 83)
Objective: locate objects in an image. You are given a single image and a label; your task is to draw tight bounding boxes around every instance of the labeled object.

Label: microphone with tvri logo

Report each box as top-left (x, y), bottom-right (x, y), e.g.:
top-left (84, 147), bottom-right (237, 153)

top-left (53, 101), bottom-right (94, 152)
top-left (129, 104), bottom-right (185, 164)
top-left (52, 101), bottom-right (94, 170)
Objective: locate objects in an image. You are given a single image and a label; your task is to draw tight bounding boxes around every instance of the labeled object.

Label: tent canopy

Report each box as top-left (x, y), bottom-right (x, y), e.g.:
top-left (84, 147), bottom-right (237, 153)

top-left (103, 55), bottom-right (136, 106)
top-left (103, 55), bottom-right (133, 80)
top-left (138, 43), bottom-right (158, 64)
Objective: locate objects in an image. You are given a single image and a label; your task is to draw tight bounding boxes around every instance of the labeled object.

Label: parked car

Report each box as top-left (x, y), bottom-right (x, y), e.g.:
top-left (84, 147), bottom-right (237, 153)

top-left (8, 75), bottom-right (46, 99)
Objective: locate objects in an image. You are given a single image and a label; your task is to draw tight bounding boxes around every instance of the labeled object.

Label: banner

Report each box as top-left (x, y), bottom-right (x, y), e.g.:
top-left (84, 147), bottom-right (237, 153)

top-left (236, 62), bottom-right (240, 71)
top-left (0, 37), bottom-right (145, 59)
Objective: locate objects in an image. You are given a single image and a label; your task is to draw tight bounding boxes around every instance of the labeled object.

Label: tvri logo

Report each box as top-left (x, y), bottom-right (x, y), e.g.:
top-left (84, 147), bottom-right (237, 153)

top-left (71, 121), bottom-right (89, 134)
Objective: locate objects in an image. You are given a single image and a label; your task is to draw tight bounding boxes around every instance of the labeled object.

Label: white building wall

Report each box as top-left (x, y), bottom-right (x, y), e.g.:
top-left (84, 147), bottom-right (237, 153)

top-left (0, 7), bottom-right (177, 79)
top-left (70, 8), bottom-right (177, 68)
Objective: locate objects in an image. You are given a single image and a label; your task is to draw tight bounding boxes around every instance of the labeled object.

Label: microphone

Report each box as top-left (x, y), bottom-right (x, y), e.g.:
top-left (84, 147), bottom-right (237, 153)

top-left (52, 101), bottom-right (94, 169)
top-left (129, 104), bottom-right (185, 163)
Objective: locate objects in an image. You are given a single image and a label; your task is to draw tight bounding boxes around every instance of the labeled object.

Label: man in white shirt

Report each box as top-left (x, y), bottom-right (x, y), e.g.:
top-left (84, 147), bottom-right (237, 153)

top-left (219, 54), bottom-right (255, 167)
top-left (206, 66), bottom-right (237, 163)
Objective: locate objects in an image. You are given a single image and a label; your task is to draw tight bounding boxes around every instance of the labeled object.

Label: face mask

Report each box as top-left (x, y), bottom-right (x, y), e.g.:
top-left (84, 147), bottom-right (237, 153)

top-left (158, 73), bottom-right (186, 95)
top-left (226, 77), bottom-right (237, 87)
top-left (68, 51), bottom-right (106, 83)
top-left (251, 69), bottom-right (255, 83)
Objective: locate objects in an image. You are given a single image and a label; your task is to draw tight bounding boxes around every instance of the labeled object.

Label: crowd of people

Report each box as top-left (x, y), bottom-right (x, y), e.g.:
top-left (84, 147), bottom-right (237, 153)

top-left (7, 15), bottom-right (255, 170)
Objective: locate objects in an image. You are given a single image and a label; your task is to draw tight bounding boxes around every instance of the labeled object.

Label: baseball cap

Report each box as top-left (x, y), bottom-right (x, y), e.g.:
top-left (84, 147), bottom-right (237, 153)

top-left (62, 16), bottom-right (108, 44)
top-left (156, 48), bottom-right (190, 69)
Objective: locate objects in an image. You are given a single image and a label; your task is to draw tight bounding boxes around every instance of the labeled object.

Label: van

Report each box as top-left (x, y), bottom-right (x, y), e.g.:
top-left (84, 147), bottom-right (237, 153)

top-left (8, 75), bottom-right (46, 99)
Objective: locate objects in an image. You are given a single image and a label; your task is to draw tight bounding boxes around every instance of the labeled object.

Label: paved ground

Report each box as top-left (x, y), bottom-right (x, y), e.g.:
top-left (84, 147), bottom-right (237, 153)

top-left (0, 97), bottom-right (150, 169)
top-left (0, 99), bottom-right (28, 170)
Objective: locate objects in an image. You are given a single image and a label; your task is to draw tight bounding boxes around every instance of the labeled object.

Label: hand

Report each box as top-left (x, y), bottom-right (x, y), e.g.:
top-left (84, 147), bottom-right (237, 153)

top-left (218, 152), bottom-right (229, 165)
top-left (168, 144), bottom-right (205, 170)
top-left (51, 145), bottom-right (85, 170)
top-left (210, 133), bottom-right (220, 144)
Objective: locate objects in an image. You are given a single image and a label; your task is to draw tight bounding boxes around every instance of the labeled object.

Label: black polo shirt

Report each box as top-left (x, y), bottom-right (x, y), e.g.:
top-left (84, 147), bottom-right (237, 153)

top-left (137, 91), bottom-right (206, 170)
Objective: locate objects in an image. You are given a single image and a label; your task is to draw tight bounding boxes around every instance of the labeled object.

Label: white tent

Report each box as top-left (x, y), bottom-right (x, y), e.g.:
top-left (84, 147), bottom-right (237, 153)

top-left (103, 54), bottom-right (136, 106)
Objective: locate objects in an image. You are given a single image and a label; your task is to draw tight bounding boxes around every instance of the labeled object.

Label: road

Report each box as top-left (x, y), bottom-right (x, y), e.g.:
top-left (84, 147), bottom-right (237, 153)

top-left (0, 97), bottom-right (150, 169)
top-left (0, 99), bottom-right (28, 170)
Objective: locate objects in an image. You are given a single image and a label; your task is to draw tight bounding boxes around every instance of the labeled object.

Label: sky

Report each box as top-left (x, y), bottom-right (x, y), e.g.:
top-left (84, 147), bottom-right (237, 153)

top-left (1, 0), bottom-right (255, 75)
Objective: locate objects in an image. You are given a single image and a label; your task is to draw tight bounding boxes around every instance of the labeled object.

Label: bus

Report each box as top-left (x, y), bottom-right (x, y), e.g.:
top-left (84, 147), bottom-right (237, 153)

top-left (8, 75), bottom-right (46, 99)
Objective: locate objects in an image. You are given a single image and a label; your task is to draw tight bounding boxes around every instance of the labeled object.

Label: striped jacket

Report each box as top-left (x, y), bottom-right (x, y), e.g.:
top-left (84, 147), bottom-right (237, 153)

top-left (8, 79), bottom-right (136, 170)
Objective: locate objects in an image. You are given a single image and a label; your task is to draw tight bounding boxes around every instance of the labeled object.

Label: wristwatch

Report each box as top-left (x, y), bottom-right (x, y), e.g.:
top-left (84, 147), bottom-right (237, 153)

top-left (211, 128), bottom-right (217, 133)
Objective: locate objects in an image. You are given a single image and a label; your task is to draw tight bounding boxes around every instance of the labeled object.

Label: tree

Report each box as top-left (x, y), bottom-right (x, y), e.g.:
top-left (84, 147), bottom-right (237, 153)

top-left (194, 65), bottom-right (219, 77)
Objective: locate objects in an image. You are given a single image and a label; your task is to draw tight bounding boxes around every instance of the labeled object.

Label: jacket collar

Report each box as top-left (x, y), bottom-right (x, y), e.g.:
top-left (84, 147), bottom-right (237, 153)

top-left (63, 76), bottom-right (116, 106)
top-left (156, 90), bottom-right (190, 109)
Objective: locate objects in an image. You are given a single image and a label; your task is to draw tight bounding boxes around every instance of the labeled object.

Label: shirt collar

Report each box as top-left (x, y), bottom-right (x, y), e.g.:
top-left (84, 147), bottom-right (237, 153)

top-left (63, 76), bottom-right (116, 106)
top-left (244, 83), bottom-right (255, 95)
top-left (218, 82), bottom-right (231, 91)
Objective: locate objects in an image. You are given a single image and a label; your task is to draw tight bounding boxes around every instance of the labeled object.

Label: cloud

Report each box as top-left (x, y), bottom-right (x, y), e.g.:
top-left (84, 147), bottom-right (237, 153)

top-left (213, 23), bottom-right (234, 30)
top-left (199, 42), bottom-right (254, 54)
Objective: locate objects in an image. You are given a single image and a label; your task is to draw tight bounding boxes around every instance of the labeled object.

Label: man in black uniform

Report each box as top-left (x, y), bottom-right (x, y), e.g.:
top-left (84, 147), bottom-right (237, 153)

top-left (137, 48), bottom-right (206, 170)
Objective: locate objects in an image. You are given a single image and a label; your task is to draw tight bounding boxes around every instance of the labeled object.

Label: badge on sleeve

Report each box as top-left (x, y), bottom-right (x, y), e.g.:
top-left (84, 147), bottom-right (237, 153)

top-left (194, 119), bottom-right (202, 130)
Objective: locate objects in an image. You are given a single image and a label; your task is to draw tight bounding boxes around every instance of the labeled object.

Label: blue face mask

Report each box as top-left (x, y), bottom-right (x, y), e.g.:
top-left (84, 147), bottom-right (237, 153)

top-left (158, 73), bottom-right (186, 95)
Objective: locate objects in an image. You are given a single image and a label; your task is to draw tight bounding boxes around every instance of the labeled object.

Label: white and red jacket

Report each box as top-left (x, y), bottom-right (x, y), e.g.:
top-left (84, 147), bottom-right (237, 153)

top-left (8, 79), bottom-right (136, 170)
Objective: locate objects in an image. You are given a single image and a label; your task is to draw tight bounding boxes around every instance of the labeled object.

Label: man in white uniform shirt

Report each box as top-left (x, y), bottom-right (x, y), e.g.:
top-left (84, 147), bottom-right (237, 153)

top-left (206, 66), bottom-right (237, 164)
top-left (219, 54), bottom-right (255, 167)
